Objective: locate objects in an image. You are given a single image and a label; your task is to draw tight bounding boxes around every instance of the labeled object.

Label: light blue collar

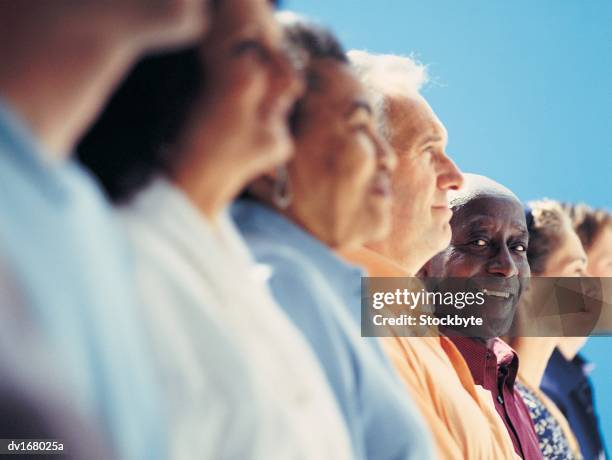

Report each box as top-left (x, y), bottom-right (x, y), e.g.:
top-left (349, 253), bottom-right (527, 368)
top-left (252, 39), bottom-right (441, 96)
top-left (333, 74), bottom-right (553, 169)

top-left (0, 99), bottom-right (76, 200)
top-left (233, 198), bottom-right (364, 287)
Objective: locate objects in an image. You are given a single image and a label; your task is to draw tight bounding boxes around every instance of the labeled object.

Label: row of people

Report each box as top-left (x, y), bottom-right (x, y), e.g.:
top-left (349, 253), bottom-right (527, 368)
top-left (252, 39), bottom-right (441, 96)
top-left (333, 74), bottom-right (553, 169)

top-left (1, 0), bottom-right (609, 459)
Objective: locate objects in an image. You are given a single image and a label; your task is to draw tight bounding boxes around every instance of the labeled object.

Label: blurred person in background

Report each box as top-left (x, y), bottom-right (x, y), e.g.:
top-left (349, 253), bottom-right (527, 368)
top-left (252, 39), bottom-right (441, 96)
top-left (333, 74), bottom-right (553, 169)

top-left (78, 1), bottom-right (354, 458)
top-left (420, 174), bottom-right (543, 460)
top-left (541, 204), bottom-right (611, 460)
top-left (343, 51), bottom-right (518, 459)
top-left (0, 0), bottom-right (208, 457)
top-left (566, 205), bottom-right (612, 278)
top-left (234, 14), bottom-right (434, 460)
top-left (509, 199), bottom-right (586, 459)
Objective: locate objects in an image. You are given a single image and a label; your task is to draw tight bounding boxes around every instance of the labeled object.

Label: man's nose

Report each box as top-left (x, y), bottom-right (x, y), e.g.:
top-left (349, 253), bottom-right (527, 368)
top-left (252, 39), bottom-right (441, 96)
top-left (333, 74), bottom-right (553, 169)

top-left (487, 246), bottom-right (519, 278)
top-left (437, 153), bottom-right (463, 192)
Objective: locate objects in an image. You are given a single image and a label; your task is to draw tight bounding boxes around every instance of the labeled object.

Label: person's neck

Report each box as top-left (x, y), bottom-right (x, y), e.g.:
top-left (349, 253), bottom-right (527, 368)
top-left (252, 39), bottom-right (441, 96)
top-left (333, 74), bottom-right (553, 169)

top-left (246, 188), bottom-right (359, 251)
top-left (173, 159), bottom-right (242, 223)
top-left (557, 337), bottom-right (586, 361)
top-left (0, 19), bottom-right (136, 160)
top-left (282, 206), bottom-right (362, 251)
top-left (365, 239), bottom-right (425, 276)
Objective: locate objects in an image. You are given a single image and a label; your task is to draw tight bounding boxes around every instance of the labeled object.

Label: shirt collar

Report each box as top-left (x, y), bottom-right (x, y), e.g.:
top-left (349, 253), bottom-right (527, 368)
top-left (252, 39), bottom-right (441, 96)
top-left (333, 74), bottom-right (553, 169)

top-left (123, 176), bottom-right (239, 257)
top-left (232, 198), bottom-right (364, 290)
top-left (544, 348), bottom-right (590, 393)
top-left (450, 336), bottom-right (519, 388)
top-left (0, 99), bottom-right (72, 200)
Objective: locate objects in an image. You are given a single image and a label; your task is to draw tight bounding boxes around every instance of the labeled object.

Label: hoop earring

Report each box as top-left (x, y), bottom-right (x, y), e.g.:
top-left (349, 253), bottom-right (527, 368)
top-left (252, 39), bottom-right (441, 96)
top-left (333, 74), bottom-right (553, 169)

top-left (273, 166), bottom-right (292, 209)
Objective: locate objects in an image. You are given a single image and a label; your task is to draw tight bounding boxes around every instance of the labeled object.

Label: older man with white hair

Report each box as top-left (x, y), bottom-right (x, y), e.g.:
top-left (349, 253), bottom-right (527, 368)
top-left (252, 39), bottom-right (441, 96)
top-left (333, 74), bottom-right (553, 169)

top-left (347, 50), bottom-right (463, 274)
top-left (342, 51), bottom-right (520, 460)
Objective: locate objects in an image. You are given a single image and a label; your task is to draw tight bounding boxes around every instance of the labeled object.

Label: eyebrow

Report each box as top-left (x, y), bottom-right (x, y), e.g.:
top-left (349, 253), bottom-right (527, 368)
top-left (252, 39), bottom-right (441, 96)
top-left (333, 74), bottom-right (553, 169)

top-left (423, 134), bottom-right (443, 143)
top-left (346, 99), bottom-right (372, 118)
top-left (419, 134), bottom-right (445, 146)
top-left (515, 230), bottom-right (530, 240)
top-left (558, 255), bottom-right (588, 267)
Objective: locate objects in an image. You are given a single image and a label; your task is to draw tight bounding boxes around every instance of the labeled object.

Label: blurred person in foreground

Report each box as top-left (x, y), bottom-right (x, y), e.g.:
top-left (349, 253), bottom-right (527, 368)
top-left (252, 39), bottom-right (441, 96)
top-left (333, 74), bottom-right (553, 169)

top-left (508, 200), bottom-right (586, 459)
top-left (0, 251), bottom-right (110, 459)
top-left (541, 204), bottom-right (612, 460)
top-left (420, 174), bottom-right (543, 460)
top-left (0, 0), bottom-right (208, 457)
top-left (78, 1), bottom-right (354, 458)
top-left (234, 14), bottom-right (434, 460)
top-left (342, 51), bottom-right (518, 459)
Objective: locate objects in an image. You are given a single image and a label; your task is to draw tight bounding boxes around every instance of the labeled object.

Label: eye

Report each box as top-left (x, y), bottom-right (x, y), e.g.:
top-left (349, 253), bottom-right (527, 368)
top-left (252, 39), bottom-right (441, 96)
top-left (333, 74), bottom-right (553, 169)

top-left (421, 147), bottom-right (434, 156)
top-left (471, 239), bottom-right (488, 247)
top-left (351, 123), bottom-right (369, 133)
top-left (513, 244), bottom-right (527, 253)
top-left (232, 39), bottom-right (270, 62)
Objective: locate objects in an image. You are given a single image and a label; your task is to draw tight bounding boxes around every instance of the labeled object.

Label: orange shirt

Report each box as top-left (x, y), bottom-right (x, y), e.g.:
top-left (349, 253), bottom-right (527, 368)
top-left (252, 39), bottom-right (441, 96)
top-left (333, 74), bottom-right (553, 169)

top-left (341, 247), bottom-right (520, 460)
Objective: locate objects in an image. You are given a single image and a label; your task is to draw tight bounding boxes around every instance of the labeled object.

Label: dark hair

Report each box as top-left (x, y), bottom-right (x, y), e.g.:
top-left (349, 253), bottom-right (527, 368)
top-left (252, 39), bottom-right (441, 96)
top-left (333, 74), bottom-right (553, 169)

top-left (278, 14), bottom-right (348, 135)
top-left (526, 199), bottom-right (571, 274)
top-left (78, 0), bottom-right (280, 204)
top-left (561, 203), bottom-right (612, 251)
top-left (280, 16), bottom-right (347, 64)
top-left (78, 48), bottom-right (202, 203)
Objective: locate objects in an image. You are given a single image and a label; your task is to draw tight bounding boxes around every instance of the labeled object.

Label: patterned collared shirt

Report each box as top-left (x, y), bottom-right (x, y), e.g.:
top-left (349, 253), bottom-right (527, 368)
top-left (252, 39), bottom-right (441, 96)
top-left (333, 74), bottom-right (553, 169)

top-left (516, 381), bottom-right (578, 459)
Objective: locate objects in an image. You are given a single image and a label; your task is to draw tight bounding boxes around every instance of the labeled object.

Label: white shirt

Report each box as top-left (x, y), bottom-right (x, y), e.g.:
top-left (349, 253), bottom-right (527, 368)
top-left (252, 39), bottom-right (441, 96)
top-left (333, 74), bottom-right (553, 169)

top-left (119, 177), bottom-right (353, 460)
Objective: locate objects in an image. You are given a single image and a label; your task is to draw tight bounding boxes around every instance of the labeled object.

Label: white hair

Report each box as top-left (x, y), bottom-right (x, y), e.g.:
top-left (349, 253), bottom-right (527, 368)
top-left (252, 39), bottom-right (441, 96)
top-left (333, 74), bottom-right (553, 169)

top-left (347, 50), bottom-right (428, 136)
top-left (448, 173), bottom-right (520, 209)
top-left (275, 11), bottom-right (303, 26)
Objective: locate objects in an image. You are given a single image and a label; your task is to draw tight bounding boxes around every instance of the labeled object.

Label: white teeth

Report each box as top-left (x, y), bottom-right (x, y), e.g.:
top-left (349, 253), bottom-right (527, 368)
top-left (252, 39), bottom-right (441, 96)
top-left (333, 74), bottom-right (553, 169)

top-left (482, 289), bottom-right (510, 298)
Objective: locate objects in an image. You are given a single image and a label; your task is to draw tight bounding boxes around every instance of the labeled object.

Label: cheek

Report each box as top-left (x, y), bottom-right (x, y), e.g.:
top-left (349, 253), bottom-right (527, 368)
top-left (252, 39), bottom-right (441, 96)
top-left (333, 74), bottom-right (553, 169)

top-left (293, 124), bottom-right (338, 180)
top-left (515, 258), bottom-right (531, 277)
top-left (213, 59), bottom-right (268, 118)
top-left (292, 153), bottom-right (328, 197)
top-left (444, 250), bottom-right (483, 277)
top-left (394, 157), bottom-right (436, 206)
top-left (336, 138), bottom-right (376, 188)
top-left (589, 256), bottom-right (612, 277)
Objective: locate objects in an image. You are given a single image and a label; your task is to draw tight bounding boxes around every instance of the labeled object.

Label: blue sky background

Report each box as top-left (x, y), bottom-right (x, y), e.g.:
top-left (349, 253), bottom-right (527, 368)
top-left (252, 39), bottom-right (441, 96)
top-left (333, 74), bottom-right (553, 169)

top-left (286, 0), bottom-right (612, 444)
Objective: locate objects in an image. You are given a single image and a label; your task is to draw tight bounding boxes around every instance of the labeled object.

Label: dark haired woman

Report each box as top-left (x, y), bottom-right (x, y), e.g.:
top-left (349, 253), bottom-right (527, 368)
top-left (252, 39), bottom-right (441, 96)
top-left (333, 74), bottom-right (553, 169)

top-left (78, 1), bottom-right (352, 458)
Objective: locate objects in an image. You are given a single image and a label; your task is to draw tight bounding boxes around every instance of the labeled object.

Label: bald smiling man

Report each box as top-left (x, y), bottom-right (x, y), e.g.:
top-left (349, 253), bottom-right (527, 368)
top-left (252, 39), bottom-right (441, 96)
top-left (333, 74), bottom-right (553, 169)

top-left (420, 174), bottom-right (542, 460)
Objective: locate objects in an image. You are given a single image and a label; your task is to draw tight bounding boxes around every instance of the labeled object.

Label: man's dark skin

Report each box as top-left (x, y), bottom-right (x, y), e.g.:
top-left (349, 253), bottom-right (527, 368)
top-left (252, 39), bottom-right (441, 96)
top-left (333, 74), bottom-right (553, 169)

top-left (420, 175), bottom-right (531, 340)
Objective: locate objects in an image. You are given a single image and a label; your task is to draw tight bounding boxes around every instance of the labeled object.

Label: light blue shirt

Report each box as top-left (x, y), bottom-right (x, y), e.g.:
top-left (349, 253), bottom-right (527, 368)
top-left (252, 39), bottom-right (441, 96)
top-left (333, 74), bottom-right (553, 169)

top-left (233, 199), bottom-right (435, 460)
top-left (0, 101), bottom-right (165, 459)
